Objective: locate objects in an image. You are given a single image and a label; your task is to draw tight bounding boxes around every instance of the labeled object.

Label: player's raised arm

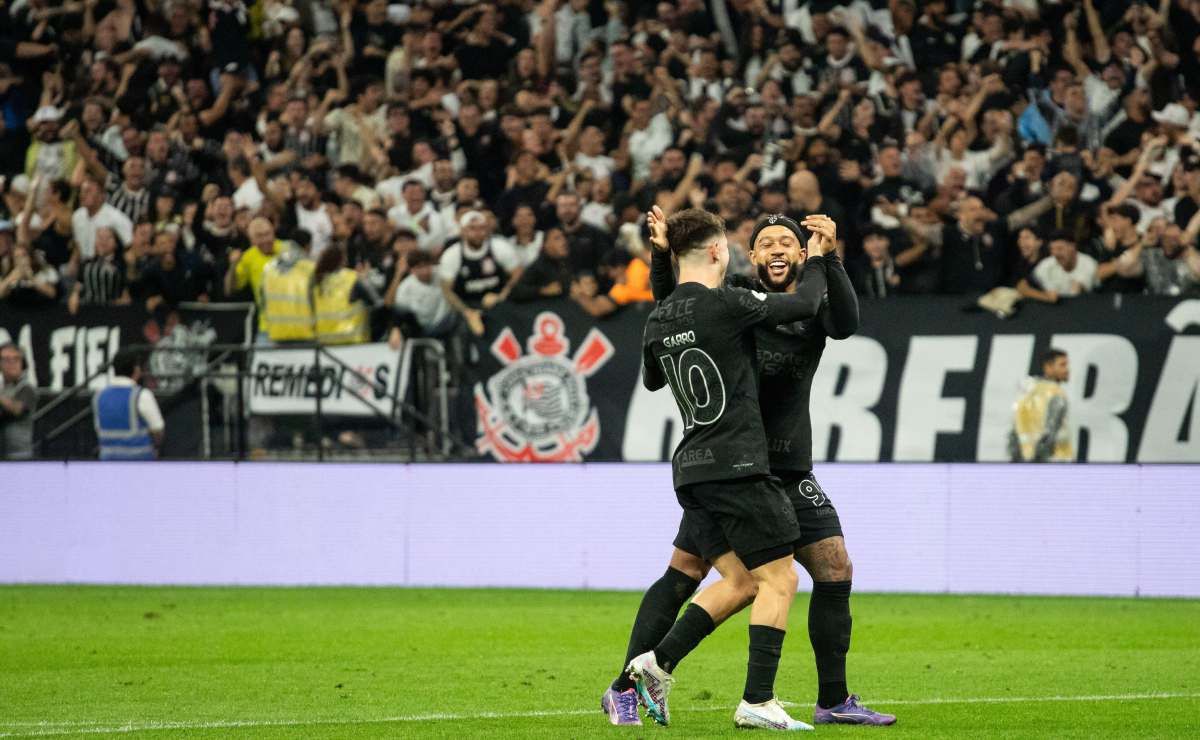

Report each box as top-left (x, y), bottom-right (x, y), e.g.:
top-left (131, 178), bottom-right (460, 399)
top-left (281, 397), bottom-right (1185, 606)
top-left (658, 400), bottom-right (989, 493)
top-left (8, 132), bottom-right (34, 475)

top-left (821, 254), bottom-right (860, 339)
top-left (646, 205), bottom-right (677, 301)
top-left (805, 215), bottom-right (859, 339)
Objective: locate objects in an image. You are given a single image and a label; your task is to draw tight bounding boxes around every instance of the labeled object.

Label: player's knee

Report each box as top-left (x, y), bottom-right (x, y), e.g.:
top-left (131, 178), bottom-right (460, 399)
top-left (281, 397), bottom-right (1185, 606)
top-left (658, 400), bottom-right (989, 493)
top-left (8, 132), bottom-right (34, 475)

top-left (834, 554), bottom-right (853, 581)
top-left (804, 539), bottom-right (854, 581)
top-left (760, 564), bottom-right (799, 601)
top-left (821, 549), bottom-right (852, 581)
top-left (782, 564), bottom-right (800, 594)
top-left (669, 550), bottom-right (710, 582)
top-left (732, 574), bottom-right (758, 607)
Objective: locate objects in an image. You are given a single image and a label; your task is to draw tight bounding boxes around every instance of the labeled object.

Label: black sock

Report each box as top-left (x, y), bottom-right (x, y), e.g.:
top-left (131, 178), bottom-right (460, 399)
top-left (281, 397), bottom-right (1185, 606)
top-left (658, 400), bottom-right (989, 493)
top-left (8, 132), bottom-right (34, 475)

top-left (744, 624), bottom-right (786, 704)
top-left (809, 580), bottom-right (853, 708)
top-left (611, 568), bottom-right (700, 691)
top-left (651, 603), bottom-right (716, 674)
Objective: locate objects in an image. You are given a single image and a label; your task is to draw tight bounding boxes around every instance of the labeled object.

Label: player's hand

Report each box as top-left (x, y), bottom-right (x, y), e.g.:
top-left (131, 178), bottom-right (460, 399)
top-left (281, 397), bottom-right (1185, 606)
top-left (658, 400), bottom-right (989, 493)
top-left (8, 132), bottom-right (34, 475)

top-left (802, 215), bottom-right (838, 256)
top-left (647, 205), bottom-right (669, 252)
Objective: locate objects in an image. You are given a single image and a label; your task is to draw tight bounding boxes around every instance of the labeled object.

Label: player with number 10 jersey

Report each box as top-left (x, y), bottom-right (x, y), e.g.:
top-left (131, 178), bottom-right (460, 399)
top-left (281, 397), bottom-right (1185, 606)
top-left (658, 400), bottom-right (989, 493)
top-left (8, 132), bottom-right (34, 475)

top-left (620, 208), bottom-right (832, 732)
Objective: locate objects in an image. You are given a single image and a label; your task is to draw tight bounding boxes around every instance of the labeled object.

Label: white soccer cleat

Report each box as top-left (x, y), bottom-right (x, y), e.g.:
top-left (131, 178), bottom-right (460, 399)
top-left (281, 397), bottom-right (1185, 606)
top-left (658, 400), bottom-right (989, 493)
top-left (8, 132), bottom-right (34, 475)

top-left (626, 651), bottom-right (674, 725)
top-left (734, 697), bottom-right (815, 731)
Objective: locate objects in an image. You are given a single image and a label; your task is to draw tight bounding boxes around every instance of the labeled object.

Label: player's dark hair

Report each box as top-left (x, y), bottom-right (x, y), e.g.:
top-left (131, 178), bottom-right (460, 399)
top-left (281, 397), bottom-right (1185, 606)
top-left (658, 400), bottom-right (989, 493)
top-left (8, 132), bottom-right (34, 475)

top-left (665, 208), bottom-right (725, 257)
top-left (112, 348), bottom-right (146, 379)
top-left (1040, 348), bottom-right (1067, 368)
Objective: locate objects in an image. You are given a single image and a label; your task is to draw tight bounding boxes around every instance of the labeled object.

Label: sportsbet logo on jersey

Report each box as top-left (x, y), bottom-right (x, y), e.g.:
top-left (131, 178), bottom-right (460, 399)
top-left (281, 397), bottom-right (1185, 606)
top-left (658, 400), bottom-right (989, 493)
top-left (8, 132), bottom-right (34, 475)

top-left (475, 312), bottom-right (615, 462)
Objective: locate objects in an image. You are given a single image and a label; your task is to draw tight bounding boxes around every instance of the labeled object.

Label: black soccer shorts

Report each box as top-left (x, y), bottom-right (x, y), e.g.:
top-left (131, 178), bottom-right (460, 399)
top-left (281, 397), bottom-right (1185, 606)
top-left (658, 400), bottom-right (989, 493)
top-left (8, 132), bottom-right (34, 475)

top-left (674, 471), bottom-right (843, 565)
top-left (776, 470), bottom-right (844, 549)
top-left (672, 475), bottom-right (800, 570)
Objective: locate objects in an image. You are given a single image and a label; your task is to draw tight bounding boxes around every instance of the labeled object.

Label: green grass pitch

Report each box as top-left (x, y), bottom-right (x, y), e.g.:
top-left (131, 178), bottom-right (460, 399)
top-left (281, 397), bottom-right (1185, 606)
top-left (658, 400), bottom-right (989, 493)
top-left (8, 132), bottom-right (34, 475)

top-left (1, 586), bottom-right (1197, 738)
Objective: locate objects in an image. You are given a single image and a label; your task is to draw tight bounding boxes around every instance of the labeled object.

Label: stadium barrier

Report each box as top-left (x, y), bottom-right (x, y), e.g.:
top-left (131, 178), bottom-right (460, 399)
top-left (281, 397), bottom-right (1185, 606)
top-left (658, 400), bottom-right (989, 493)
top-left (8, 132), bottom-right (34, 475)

top-left (474, 295), bottom-right (1200, 463)
top-left (6, 296), bottom-right (1200, 463)
top-left (3, 462), bottom-right (1197, 597)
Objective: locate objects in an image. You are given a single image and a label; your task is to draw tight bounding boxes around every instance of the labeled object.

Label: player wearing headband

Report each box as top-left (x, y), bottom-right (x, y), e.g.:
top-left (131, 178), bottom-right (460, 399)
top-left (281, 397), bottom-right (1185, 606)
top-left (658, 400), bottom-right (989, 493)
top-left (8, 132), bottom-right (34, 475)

top-left (601, 208), bottom-right (895, 728)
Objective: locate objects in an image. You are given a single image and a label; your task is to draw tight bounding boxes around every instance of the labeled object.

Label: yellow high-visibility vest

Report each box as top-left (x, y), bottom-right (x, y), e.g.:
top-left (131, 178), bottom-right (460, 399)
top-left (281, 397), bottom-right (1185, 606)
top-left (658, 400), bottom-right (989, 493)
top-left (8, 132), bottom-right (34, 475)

top-left (1012, 378), bottom-right (1073, 462)
top-left (261, 257), bottom-right (315, 341)
top-left (314, 268), bottom-right (368, 345)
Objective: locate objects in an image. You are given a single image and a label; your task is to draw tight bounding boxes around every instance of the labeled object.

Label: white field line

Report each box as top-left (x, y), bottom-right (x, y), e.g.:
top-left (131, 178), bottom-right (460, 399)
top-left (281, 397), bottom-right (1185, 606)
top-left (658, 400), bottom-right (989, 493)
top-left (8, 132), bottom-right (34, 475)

top-left (1, 692), bottom-right (1198, 737)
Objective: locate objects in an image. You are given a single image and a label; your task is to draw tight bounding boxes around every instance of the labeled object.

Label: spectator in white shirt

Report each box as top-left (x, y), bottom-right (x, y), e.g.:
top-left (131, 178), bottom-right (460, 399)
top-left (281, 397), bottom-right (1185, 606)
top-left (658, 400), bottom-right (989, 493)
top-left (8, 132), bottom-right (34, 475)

top-left (292, 171), bottom-right (334, 259)
top-left (319, 79), bottom-right (388, 170)
top-left (627, 98), bottom-right (674, 181)
top-left (506, 204), bottom-right (544, 268)
top-left (1034, 231), bottom-right (1099, 297)
top-left (386, 250), bottom-right (456, 347)
top-left (72, 176), bottom-right (133, 259)
top-left (581, 175), bottom-right (615, 232)
top-left (387, 180), bottom-right (449, 254)
top-left (933, 111), bottom-right (1013, 191)
top-left (574, 125), bottom-right (616, 179)
top-left (229, 156), bottom-right (265, 213)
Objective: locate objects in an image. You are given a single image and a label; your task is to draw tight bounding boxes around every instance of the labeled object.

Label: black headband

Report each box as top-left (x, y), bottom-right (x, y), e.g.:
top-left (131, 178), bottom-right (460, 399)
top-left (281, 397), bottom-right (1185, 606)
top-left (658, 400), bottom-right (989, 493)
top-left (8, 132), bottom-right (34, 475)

top-left (749, 214), bottom-right (806, 250)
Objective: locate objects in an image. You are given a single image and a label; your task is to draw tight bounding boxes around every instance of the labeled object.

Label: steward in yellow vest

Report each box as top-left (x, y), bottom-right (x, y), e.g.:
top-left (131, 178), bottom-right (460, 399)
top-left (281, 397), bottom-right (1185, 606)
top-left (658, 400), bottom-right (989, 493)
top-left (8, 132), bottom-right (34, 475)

top-left (261, 242), bottom-right (316, 342)
top-left (315, 268), bottom-right (370, 344)
top-left (313, 246), bottom-right (371, 344)
top-left (1008, 349), bottom-right (1072, 462)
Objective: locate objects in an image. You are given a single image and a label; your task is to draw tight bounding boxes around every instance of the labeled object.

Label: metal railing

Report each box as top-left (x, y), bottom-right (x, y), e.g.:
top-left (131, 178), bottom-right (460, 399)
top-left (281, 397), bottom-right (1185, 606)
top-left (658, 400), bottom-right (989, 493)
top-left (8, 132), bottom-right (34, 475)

top-left (32, 339), bottom-right (474, 462)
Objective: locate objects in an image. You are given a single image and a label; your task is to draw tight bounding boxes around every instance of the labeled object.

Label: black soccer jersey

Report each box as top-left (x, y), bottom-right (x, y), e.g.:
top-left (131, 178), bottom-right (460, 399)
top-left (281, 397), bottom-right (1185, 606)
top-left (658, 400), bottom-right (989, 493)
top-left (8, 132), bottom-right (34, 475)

top-left (452, 240), bottom-right (510, 309)
top-left (650, 251), bottom-right (859, 474)
top-left (642, 259), bottom-right (828, 489)
top-left (756, 256), bottom-right (858, 472)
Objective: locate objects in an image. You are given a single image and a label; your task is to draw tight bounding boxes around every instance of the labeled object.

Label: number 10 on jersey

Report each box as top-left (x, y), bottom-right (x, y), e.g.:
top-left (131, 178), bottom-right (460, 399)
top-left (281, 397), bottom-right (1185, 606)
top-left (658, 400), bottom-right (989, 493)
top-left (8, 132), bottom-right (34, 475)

top-left (659, 348), bottom-right (727, 430)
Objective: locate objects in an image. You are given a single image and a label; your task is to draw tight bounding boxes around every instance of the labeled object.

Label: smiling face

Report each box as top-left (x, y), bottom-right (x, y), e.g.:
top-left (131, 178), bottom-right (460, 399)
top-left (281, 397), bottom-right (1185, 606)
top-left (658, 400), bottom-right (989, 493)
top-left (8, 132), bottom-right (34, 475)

top-left (750, 224), bottom-right (804, 291)
top-left (1017, 227), bottom-right (1042, 261)
top-left (1050, 237), bottom-right (1077, 269)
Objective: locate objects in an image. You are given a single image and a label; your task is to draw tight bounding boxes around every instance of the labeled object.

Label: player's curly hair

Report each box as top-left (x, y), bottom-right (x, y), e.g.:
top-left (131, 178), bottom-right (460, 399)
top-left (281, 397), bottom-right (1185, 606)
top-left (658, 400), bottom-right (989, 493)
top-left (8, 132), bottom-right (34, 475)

top-left (666, 208), bottom-right (725, 257)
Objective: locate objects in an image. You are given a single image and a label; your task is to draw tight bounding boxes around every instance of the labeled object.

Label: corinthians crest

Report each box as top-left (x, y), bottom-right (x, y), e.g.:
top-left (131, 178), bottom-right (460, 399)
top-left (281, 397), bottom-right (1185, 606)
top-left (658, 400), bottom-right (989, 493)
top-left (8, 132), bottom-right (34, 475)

top-left (475, 312), bottom-right (614, 462)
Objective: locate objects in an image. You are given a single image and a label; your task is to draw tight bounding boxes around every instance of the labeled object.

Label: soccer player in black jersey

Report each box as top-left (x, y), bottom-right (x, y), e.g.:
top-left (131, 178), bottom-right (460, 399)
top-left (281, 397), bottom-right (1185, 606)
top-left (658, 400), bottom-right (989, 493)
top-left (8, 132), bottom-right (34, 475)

top-left (601, 208), bottom-right (896, 728)
top-left (615, 208), bottom-right (835, 731)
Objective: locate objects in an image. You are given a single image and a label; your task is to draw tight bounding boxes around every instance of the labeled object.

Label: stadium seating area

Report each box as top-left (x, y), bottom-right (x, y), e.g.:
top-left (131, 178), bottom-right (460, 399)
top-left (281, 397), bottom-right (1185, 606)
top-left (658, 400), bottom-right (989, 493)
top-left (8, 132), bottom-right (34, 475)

top-left (4, 0), bottom-right (1200, 326)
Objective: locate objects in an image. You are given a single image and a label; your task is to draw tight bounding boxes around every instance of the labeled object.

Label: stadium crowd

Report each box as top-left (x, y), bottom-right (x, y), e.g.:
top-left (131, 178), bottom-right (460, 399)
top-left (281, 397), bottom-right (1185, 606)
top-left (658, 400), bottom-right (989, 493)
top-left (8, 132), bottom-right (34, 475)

top-left (3, 0), bottom-right (1200, 346)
